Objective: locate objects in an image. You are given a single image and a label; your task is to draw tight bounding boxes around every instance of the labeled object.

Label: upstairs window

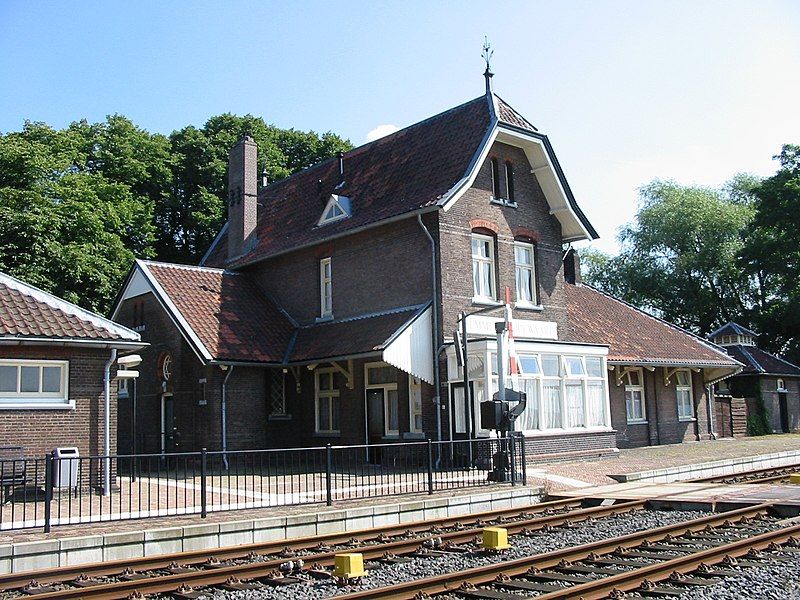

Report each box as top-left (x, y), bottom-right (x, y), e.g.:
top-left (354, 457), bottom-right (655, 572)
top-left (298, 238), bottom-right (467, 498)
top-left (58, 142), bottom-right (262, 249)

top-left (675, 370), bottom-right (694, 420)
top-left (318, 194), bottom-right (351, 226)
top-left (490, 158), bottom-right (501, 199)
top-left (505, 162), bottom-right (515, 203)
top-left (471, 234), bottom-right (496, 301)
top-left (514, 242), bottom-right (536, 305)
top-left (320, 257), bottom-right (332, 318)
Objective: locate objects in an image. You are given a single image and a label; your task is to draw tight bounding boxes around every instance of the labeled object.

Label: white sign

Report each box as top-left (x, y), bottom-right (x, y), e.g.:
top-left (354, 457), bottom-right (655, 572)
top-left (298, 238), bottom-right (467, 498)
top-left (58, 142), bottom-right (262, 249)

top-left (466, 316), bottom-right (558, 340)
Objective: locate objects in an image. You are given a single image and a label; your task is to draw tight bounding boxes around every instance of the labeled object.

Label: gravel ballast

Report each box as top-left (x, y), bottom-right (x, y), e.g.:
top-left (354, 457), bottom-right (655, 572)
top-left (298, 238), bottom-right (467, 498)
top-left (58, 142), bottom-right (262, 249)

top-left (679, 551), bottom-right (800, 600)
top-left (206, 508), bottom-right (708, 600)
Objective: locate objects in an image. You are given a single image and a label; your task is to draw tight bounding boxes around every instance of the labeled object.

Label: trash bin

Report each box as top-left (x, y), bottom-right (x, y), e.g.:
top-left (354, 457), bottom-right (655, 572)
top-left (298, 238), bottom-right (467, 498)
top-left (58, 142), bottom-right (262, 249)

top-left (52, 447), bottom-right (80, 488)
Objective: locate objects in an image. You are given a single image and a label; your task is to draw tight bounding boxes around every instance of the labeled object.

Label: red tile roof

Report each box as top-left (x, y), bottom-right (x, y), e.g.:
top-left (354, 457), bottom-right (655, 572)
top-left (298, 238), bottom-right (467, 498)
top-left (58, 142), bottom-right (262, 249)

top-left (495, 96), bottom-right (538, 132)
top-left (204, 96), bottom-right (492, 268)
top-left (565, 283), bottom-right (739, 366)
top-left (0, 272), bottom-right (139, 343)
top-left (143, 262), bottom-right (293, 363)
top-left (289, 306), bottom-right (426, 363)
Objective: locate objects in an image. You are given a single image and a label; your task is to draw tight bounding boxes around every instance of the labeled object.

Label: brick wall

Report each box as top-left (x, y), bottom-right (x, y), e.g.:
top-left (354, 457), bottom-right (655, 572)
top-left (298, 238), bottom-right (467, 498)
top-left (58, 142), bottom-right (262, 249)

top-left (610, 367), bottom-right (711, 448)
top-left (0, 345), bottom-right (116, 459)
top-left (523, 431), bottom-right (617, 463)
top-left (247, 216), bottom-right (434, 326)
top-left (759, 375), bottom-right (800, 433)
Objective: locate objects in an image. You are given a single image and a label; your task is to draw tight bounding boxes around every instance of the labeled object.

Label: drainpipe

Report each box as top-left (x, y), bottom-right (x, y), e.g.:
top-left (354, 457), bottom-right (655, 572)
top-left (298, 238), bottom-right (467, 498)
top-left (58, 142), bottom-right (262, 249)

top-left (417, 214), bottom-right (443, 460)
top-left (221, 365), bottom-right (234, 470)
top-left (707, 380), bottom-right (717, 439)
top-left (103, 349), bottom-right (117, 496)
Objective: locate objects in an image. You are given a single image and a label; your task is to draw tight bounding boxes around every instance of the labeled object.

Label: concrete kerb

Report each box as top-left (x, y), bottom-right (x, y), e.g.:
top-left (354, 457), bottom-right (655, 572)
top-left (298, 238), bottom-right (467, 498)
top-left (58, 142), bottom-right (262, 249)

top-left (609, 449), bottom-right (800, 484)
top-left (0, 487), bottom-right (543, 574)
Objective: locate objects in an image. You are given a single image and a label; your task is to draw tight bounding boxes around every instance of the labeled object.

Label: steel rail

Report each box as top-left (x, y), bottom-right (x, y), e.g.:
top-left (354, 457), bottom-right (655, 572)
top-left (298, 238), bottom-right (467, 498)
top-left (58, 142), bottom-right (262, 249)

top-left (2, 498), bottom-right (644, 598)
top-left (532, 520), bottom-right (800, 599)
top-left (332, 502), bottom-right (776, 600)
top-left (0, 496), bottom-right (583, 590)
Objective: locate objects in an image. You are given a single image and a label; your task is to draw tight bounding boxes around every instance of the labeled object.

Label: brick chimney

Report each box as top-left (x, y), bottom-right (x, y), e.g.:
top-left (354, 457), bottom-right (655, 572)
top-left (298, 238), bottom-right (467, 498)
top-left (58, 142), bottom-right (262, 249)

top-left (564, 248), bottom-right (581, 285)
top-left (227, 135), bottom-right (258, 260)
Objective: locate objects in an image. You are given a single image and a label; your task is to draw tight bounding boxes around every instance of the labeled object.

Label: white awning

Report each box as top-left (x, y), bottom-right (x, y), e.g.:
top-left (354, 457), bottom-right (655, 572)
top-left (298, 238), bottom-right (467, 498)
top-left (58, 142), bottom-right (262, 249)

top-left (382, 306), bottom-right (433, 384)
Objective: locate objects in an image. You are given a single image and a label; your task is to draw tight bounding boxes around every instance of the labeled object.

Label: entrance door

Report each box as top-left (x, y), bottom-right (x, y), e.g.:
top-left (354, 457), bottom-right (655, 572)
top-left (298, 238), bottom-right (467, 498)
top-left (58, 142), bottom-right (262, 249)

top-left (779, 392), bottom-right (790, 433)
top-left (366, 389), bottom-right (384, 463)
top-left (160, 393), bottom-right (175, 454)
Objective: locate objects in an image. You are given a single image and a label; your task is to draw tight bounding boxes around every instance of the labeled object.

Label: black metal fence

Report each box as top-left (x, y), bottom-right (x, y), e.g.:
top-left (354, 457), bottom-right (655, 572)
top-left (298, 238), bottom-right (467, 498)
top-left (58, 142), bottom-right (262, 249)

top-left (0, 435), bottom-right (525, 532)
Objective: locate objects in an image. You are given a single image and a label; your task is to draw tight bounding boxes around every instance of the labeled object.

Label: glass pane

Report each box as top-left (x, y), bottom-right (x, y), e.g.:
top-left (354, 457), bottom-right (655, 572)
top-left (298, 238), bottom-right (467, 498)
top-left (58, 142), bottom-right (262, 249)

top-left (565, 382), bottom-right (584, 427)
top-left (318, 397), bottom-right (330, 430)
top-left (519, 355), bottom-right (540, 375)
top-left (566, 357), bottom-right (585, 376)
top-left (542, 380), bottom-right (562, 428)
top-left (0, 366), bottom-right (16, 392)
top-left (515, 244), bottom-right (532, 265)
top-left (452, 386), bottom-right (466, 433)
top-left (627, 369), bottom-right (640, 386)
top-left (467, 355), bottom-right (485, 380)
top-left (518, 378), bottom-right (539, 430)
top-left (318, 372), bottom-right (332, 391)
top-left (516, 267), bottom-right (532, 302)
top-left (480, 262), bottom-right (492, 296)
top-left (20, 366), bottom-right (39, 393)
top-left (388, 390), bottom-right (399, 431)
top-left (542, 355), bottom-right (559, 377)
top-left (676, 371), bottom-right (689, 386)
top-left (367, 365), bottom-right (395, 385)
top-left (490, 353), bottom-right (498, 376)
top-left (587, 381), bottom-right (606, 426)
top-left (42, 366), bottom-right (61, 393)
top-left (331, 397), bottom-right (339, 430)
top-left (586, 357), bottom-right (603, 377)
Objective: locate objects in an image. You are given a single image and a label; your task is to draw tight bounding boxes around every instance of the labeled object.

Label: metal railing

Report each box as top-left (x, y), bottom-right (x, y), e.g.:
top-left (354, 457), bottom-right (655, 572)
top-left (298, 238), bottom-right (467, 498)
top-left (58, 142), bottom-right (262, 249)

top-left (0, 435), bottom-right (525, 532)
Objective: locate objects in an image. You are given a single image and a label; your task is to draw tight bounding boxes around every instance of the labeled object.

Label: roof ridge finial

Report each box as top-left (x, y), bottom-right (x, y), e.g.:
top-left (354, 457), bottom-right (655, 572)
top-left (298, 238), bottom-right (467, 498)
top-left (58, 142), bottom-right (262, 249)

top-left (482, 36), bottom-right (494, 95)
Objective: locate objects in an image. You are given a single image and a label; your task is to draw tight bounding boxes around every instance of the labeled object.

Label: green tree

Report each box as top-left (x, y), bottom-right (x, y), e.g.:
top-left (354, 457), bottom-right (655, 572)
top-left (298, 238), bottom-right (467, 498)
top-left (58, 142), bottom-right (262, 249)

top-left (740, 145), bottom-right (800, 363)
top-left (584, 178), bottom-right (758, 335)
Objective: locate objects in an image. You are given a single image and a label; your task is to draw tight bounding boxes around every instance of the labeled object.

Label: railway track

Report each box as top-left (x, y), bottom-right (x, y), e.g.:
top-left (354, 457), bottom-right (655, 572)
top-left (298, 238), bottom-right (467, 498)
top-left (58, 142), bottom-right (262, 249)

top-left (690, 462), bottom-right (800, 485)
top-left (334, 501), bottom-right (798, 600)
top-left (0, 495), bottom-right (642, 598)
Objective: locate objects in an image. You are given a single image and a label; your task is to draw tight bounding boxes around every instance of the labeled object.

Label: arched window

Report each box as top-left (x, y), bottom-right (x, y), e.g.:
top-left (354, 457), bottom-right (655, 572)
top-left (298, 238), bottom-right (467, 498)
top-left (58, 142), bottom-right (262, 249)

top-left (777, 379), bottom-right (786, 392)
top-left (490, 158), bottom-right (501, 199)
top-left (505, 161), bottom-right (515, 202)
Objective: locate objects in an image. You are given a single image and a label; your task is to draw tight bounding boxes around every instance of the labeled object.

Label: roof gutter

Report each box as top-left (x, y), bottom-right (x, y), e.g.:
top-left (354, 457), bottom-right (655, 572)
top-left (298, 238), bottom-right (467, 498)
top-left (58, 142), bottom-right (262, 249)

top-left (0, 337), bottom-right (146, 350)
top-left (607, 359), bottom-right (743, 369)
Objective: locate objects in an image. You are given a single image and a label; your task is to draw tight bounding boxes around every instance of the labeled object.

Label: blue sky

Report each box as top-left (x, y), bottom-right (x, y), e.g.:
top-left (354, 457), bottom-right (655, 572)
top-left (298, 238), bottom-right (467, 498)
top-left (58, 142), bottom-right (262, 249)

top-left (1, 1), bottom-right (799, 252)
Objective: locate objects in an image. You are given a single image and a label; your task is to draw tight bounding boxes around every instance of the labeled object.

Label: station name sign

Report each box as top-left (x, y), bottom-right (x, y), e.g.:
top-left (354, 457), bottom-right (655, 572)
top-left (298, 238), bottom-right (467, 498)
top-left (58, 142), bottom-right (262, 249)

top-left (466, 316), bottom-right (558, 340)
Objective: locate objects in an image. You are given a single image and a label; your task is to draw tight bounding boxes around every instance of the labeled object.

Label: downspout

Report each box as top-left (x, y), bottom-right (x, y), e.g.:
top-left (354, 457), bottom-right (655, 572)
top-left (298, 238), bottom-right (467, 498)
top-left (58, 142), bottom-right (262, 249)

top-left (706, 376), bottom-right (717, 440)
top-left (417, 214), bottom-right (443, 461)
top-left (221, 365), bottom-right (234, 470)
top-left (103, 349), bottom-right (117, 496)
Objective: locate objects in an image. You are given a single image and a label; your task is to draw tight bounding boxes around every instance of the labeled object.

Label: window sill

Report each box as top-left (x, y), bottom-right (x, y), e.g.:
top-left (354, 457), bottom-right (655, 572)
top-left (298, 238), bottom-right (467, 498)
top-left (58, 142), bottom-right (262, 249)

top-left (678, 417), bottom-right (697, 422)
top-left (490, 197), bottom-right (517, 208)
top-left (626, 419), bottom-right (648, 425)
top-left (313, 431), bottom-right (341, 437)
top-left (268, 414), bottom-right (292, 421)
top-left (514, 302), bottom-right (543, 312)
top-left (315, 315), bottom-right (334, 323)
top-left (403, 432), bottom-right (426, 440)
top-left (0, 401), bottom-right (74, 410)
top-left (382, 435), bottom-right (400, 441)
top-left (472, 297), bottom-right (502, 307)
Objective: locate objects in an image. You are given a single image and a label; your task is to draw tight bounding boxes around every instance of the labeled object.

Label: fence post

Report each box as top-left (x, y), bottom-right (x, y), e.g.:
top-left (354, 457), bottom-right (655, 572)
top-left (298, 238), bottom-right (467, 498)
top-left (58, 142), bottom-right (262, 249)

top-left (426, 439), bottom-right (434, 495)
top-left (508, 434), bottom-right (516, 487)
top-left (44, 453), bottom-right (53, 533)
top-left (325, 444), bottom-right (333, 506)
top-left (200, 448), bottom-right (207, 519)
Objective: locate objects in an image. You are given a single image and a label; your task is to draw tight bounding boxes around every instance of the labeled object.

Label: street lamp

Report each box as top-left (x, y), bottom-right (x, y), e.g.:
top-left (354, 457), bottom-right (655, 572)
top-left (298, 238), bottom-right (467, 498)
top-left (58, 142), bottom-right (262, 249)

top-left (104, 355), bottom-right (141, 495)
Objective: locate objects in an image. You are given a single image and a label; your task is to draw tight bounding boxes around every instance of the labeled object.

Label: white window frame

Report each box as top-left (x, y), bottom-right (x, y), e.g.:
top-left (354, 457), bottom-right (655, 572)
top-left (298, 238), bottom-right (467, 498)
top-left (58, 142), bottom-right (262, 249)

top-left (314, 368), bottom-right (340, 434)
top-left (623, 368), bottom-right (647, 423)
top-left (675, 369), bottom-right (695, 421)
top-left (365, 362), bottom-right (399, 437)
top-left (408, 375), bottom-right (423, 434)
top-left (269, 369), bottom-right (289, 418)
top-left (318, 194), bottom-right (350, 225)
top-left (319, 257), bottom-right (332, 319)
top-left (777, 378), bottom-right (787, 392)
top-left (471, 233), bottom-right (496, 302)
top-left (514, 241), bottom-right (537, 307)
top-left (0, 359), bottom-right (71, 409)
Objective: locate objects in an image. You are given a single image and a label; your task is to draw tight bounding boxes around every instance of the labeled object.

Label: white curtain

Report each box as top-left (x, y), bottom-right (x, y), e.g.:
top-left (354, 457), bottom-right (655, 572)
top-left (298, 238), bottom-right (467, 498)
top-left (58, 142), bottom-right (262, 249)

top-left (517, 378), bottom-right (539, 431)
top-left (565, 381), bottom-right (584, 428)
top-left (542, 380), bottom-right (562, 429)
top-left (587, 381), bottom-right (606, 426)
top-left (453, 386), bottom-right (466, 433)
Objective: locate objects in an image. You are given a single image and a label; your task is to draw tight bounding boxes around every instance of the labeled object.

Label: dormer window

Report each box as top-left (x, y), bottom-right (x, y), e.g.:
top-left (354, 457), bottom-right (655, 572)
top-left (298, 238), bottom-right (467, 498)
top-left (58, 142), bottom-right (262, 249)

top-left (318, 194), bottom-right (351, 226)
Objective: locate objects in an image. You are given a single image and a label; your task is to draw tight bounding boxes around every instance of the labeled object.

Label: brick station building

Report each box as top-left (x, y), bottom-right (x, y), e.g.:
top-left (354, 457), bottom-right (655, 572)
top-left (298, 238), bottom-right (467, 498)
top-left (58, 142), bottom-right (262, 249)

top-left (0, 271), bottom-right (144, 459)
top-left (111, 74), bottom-right (741, 458)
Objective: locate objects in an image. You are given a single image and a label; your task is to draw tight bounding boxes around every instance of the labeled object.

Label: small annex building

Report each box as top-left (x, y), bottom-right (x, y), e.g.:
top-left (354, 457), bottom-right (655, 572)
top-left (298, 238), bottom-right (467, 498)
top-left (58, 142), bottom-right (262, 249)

top-left (111, 74), bottom-right (742, 461)
top-left (0, 271), bottom-right (144, 459)
top-left (710, 322), bottom-right (800, 435)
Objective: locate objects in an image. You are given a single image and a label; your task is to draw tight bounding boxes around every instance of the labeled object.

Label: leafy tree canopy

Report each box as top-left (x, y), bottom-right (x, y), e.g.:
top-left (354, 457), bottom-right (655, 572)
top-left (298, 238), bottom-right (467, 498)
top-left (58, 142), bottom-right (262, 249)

top-left (0, 114), bottom-right (352, 313)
